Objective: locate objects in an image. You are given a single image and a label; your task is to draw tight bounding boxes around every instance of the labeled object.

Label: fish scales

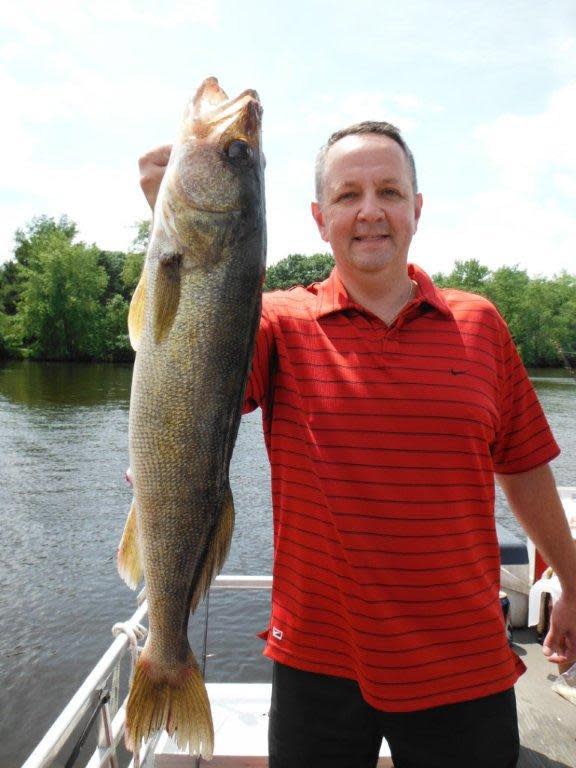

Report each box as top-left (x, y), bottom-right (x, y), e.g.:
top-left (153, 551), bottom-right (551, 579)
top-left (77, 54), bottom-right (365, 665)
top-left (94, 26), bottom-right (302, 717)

top-left (117, 77), bottom-right (266, 758)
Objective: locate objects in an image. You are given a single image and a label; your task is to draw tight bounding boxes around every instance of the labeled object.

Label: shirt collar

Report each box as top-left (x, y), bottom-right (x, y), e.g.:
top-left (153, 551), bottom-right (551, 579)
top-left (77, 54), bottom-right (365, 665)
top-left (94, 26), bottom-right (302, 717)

top-left (312, 263), bottom-right (453, 319)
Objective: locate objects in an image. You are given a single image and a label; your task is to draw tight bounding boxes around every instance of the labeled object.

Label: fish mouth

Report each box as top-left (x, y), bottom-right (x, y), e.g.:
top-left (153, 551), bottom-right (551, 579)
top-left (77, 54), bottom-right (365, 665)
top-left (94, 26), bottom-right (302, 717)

top-left (183, 77), bottom-right (263, 146)
top-left (193, 77), bottom-right (261, 117)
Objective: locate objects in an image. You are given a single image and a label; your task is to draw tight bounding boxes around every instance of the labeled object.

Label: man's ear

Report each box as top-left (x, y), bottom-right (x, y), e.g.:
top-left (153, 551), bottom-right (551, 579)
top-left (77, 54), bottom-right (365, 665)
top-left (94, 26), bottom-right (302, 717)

top-left (413, 193), bottom-right (423, 233)
top-left (311, 201), bottom-right (329, 242)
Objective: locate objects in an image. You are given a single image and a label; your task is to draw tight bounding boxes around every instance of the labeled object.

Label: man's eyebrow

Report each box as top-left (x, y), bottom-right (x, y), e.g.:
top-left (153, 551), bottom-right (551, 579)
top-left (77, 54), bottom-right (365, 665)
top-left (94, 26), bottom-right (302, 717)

top-left (333, 177), bottom-right (402, 190)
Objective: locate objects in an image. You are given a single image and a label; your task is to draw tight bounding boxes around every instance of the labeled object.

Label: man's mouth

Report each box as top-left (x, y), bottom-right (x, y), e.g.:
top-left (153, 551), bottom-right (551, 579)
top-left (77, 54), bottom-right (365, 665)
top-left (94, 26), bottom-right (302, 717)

top-left (353, 234), bottom-right (389, 241)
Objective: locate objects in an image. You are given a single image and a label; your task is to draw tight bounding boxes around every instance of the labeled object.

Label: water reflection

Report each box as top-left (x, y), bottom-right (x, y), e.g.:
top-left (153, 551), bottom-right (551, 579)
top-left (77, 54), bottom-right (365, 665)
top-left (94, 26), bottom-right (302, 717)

top-left (0, 360), bottom-right (133, 407)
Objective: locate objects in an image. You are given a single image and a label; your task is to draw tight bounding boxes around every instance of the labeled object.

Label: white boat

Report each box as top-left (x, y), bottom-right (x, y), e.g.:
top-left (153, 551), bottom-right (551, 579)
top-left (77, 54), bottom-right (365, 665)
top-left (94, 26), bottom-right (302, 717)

top-left (21, 490), bottom-right (576, 768)
top-left (500, 486), bottom-right (576, 628)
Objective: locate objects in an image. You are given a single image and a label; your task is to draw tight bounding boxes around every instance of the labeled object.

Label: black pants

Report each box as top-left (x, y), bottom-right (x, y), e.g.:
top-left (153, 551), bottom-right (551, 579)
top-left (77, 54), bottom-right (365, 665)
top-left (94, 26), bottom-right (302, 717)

top-left (269, 662), bottom-right (520, 768)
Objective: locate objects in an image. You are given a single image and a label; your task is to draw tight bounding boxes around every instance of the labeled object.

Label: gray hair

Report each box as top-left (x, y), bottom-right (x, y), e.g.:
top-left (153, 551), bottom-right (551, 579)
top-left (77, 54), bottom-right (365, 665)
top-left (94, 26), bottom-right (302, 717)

top-left (314, 121), bottom-right (418, 201)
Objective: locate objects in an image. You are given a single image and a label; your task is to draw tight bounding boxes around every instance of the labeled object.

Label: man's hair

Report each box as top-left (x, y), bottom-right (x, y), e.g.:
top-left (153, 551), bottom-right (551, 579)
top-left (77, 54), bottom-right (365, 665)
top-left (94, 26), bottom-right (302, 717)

top-left (314, 121), bottom-right (418, 200)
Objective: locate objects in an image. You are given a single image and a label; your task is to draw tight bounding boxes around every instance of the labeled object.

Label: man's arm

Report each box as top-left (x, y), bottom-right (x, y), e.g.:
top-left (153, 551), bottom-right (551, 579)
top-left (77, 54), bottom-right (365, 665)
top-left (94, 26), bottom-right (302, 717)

top-left (496, 463), bottom-right (576, 665)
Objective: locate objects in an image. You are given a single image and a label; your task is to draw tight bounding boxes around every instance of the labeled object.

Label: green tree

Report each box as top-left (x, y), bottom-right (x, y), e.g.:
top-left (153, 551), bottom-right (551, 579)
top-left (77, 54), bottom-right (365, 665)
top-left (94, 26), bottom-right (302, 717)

top-left (0, 260), bottom-right (24, 315)
top-left (264, 253), bottom-right (335, 291)
top-left (132, 219), bottom-right (151, 252)
top-left (483, 266), bottom-right (531, 354)
top-left (19, 227), bottom-right (109, 360)
top-left (432, 259), bottom-right (491, 293)
top-left (14, 215), bottom-right (77, 267)
top-left (0, 312), bottom-right (23, 357)
top-left (122, 251), bottom-right (145, 295)
top-left (121, 219), bottom-right (150, 295)
top-left (99, 250), bottom-right (129, 302)
top-left (103, 294), bottom-right (133, 361)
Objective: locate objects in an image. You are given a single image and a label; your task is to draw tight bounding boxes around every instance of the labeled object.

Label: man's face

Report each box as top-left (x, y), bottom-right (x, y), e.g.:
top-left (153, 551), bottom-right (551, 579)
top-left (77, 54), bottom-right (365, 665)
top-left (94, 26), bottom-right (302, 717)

top-left (311, 134), bottom-right (423, 279)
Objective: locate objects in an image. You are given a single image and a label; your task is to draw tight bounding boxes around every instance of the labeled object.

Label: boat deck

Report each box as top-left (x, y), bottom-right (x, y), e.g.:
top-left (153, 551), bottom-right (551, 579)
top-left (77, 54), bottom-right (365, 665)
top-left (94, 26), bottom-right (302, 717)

top-left (513, 628), bottom-right (575, 767)
top-left (155, 628), bottom-right (575, 768)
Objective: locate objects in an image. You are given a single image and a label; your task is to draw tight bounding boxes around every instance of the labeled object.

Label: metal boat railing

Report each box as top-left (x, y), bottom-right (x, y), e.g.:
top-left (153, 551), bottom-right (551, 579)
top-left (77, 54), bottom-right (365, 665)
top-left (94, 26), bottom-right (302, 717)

top-left (21, 575), bottom-right (273, 768)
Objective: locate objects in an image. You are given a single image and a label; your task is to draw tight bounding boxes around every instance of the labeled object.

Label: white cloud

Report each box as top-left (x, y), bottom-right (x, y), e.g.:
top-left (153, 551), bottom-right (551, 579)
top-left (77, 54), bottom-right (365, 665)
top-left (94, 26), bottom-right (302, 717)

top-left (474, 82), bottom-right (576, 193)
top-left (89, 0), bottom-right (220, 28)
top-left (0, 0), bottom-right (219, 35)
top-left (414, 82), bottom-right (576, 277)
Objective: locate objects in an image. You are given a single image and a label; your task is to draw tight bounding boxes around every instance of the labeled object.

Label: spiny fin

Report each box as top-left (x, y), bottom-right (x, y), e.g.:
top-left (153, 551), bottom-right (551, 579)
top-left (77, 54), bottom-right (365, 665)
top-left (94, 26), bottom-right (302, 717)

top-left (190, 487), bottom-right (235, 613)
top-left (128, 266), bottom-right (148, 351)
top-left (124, 647), bottom-right (214, 758)
top-left (117, 498), bottom-right (143, 589)
top-left (153, 251), bottom-right (182, 344)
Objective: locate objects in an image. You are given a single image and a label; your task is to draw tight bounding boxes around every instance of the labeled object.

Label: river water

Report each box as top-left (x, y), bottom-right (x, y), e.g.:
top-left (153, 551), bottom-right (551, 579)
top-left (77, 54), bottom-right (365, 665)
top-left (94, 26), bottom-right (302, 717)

top-left (0, 361), bottom-right (574, 767)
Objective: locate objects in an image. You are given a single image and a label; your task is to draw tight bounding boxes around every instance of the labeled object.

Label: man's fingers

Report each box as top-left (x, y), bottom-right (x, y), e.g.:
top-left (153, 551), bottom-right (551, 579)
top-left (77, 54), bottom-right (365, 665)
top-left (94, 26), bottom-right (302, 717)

top-left (139, 144), bottom-right (172, 210)
top-left (542, 629), bottom-right (575, 665)
top-left (138, 144), bottom-right (172, 171)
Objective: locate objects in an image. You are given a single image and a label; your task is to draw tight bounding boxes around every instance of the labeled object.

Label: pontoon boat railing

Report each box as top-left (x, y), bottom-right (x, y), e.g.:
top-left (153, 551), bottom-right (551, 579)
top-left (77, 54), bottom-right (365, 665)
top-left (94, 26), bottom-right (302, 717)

top-left (21, 575), bottom-right (273, 768)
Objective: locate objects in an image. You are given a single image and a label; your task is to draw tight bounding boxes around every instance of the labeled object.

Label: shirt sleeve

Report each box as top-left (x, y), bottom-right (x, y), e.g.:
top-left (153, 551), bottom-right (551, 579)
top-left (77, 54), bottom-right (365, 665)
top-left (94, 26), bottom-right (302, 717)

top-left (491, 315), bottom-right (560, 474)
top-left (243, 303), bottom-right (276, 414)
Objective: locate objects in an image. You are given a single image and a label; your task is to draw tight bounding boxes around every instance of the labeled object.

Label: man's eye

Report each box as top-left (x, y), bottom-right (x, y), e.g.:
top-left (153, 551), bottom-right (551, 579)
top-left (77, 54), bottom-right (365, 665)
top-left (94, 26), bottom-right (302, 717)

top-left (336, 191), bottom-right (355, 201)
top-left (381, 188), bottom-right (400, 197)
top-left (225, 140), bottom-right (253, 164)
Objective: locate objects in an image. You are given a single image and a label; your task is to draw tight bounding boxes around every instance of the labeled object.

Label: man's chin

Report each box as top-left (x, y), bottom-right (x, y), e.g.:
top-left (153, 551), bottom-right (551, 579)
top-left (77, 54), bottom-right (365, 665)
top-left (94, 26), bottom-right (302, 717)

top-left (345, 249), bottom-right (396, 272)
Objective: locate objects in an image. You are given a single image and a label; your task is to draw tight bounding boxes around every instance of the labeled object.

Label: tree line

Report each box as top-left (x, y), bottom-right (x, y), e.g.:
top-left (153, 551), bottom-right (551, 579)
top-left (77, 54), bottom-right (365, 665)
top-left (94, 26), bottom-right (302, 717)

top-left (0, 216), bottom-right (574, 367)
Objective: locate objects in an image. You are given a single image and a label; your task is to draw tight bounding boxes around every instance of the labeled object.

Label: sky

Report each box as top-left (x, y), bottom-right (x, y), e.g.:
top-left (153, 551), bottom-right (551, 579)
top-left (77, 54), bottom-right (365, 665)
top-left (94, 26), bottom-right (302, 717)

top-left (1, 0), bottom-right (575, 277)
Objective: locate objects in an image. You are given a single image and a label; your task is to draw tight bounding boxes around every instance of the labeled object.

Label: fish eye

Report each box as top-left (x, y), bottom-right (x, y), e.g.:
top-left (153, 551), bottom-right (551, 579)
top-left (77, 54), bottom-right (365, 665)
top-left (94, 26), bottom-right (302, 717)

top-left (226, 140), bottom-right (253, 164)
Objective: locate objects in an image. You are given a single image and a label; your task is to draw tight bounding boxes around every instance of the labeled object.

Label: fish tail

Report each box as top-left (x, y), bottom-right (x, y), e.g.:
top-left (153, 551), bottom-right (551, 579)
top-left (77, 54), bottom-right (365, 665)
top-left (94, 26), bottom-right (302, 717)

top-left (117, 498), bottom-right (143, 590)
top-left (190, 487), bottom-right (235, 613)
top-left (124, 646), bottom-right (214, 758)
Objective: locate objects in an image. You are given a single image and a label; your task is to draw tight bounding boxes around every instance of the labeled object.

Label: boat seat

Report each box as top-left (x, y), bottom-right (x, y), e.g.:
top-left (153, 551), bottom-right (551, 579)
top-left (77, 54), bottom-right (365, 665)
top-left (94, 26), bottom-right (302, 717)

top-left (496, 522), bottom-right (528, 565)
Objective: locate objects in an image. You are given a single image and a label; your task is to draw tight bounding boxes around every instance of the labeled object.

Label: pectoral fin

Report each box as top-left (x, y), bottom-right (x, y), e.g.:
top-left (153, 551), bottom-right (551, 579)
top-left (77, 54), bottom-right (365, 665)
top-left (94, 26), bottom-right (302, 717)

top-left (153, 251), bottom-right (182, 344)
top-left (128, 267), bottom-right (148, 351)
top-left (117, 498), bottom-right (143, 589)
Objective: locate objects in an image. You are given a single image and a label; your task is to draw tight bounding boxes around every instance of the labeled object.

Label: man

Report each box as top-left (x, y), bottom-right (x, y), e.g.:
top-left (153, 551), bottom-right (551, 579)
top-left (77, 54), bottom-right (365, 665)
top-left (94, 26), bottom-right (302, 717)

top-left (138, 123), bottom-right (576, 768)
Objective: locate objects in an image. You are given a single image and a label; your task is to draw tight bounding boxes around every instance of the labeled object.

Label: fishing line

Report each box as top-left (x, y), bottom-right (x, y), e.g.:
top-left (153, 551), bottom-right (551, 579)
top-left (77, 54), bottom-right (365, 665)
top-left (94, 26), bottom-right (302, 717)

top-left (195, 589), bottom-right (211, 768)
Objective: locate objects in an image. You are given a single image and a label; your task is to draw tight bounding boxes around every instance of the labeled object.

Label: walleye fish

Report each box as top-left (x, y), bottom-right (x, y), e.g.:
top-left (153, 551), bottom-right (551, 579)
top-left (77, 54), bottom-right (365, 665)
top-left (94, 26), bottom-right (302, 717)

top-left (117, 77), bottom-right (266, 758)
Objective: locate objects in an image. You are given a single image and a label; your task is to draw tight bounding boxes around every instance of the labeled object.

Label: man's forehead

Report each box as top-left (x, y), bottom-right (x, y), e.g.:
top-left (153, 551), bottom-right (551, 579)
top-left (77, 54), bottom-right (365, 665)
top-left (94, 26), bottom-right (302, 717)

top-left (323, 134), bottom-right (409, 181)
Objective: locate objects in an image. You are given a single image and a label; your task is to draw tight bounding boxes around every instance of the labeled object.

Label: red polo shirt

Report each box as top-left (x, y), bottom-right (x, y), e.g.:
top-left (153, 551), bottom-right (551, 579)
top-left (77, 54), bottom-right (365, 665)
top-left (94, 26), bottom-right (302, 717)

top-left (243, 264), bottom-right (560, 711)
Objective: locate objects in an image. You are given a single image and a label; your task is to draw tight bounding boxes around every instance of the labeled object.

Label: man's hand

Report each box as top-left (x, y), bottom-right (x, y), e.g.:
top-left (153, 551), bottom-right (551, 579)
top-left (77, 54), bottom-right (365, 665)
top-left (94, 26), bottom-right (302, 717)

top-left (496, 464), bottom-right (576, 664)
top-left (543, 591), bottom-right (576, 665)
top-left (139, 144), bottom-right (172, 210)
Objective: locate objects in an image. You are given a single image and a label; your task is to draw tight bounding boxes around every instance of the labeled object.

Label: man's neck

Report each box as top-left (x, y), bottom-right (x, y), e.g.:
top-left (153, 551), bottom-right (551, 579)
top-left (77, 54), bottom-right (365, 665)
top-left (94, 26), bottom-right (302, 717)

top-left (337, 263), bottom-right (414, 325)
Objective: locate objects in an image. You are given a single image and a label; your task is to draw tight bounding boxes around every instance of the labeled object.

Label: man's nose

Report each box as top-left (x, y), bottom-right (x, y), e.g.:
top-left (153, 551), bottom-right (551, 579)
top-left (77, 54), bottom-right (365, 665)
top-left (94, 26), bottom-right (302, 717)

top-left (356, 193), bottom-right (385, 222)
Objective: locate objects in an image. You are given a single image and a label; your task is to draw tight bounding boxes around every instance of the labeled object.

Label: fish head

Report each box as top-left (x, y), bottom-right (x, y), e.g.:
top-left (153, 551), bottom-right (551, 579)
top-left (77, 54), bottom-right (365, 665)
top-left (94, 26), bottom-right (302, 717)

top-left (157, 77), bottom-right (265, 256)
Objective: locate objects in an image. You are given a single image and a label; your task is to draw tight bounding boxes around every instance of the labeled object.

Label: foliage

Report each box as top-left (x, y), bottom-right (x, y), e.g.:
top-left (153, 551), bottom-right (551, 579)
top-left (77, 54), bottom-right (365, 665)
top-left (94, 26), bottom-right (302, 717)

top-left (264, 252), bottom-right (335, 291)
top-left (0, 260), bottom-right (23, 315)
top-left (99, 250), bottom-right (129, 302)
top-left (434, 261), bottom-right (576, 367)
top-left (103, 294), bottom-right (133, 361)
top-left (132, 219), bottom-right (151, 253)
top-left (120, 219), bottom-right (150, 296)
top-left (1, 215), bottom-right (575, 368)
top-left (432, 259), bottom-right (490, 293)
top-left (0, 312), bottom-right (23, 357)
top-left (122, 251), bottom-right (145, 295)
top-left (18, 227), bottom-right (109, 360)
top-left (14, 215), bottom-right (77, 267)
